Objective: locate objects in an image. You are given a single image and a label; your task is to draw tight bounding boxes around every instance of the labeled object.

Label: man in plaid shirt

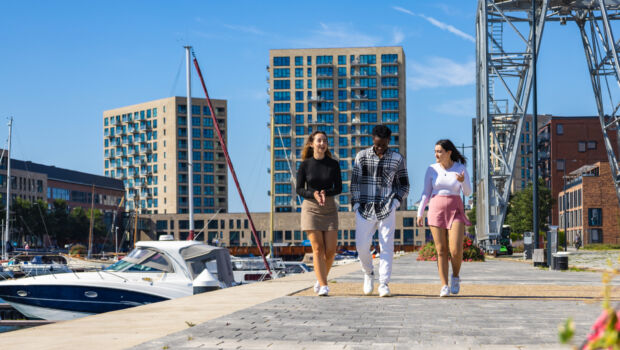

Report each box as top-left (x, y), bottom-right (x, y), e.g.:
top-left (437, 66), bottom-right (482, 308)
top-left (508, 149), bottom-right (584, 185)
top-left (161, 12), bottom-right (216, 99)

top-left (351, 125), bottom-right (409, 297)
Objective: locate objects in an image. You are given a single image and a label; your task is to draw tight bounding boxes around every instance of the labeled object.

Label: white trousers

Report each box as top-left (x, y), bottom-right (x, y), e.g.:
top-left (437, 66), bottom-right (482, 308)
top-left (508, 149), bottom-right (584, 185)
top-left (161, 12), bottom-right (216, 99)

top-left (355, 209), bottom-right (396, 285)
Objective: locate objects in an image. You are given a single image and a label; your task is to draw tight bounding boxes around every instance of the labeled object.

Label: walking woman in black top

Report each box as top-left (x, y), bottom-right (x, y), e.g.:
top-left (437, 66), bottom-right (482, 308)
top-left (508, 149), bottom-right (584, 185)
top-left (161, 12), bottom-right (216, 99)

top-left (296, 131), bottom-right (342, 296)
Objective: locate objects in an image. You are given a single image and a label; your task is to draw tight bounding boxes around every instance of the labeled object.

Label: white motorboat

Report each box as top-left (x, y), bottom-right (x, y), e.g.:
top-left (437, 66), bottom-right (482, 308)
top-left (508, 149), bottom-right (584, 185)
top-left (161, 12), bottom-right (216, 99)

top-left (231, 257), bottom-right (286, 283)
top-left (0, 240), bottom-right (234, 320)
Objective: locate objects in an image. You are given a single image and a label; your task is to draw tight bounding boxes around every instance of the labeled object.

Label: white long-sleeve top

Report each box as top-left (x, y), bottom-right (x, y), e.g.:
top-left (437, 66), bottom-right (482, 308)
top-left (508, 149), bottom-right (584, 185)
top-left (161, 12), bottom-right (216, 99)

top-left (417, 162), bottom-right (472, 218)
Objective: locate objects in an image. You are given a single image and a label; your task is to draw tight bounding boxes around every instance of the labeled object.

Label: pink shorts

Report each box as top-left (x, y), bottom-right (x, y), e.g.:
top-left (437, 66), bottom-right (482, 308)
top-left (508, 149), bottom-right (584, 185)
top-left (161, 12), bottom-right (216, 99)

top-left (427, 195), bottom-right (471, 229)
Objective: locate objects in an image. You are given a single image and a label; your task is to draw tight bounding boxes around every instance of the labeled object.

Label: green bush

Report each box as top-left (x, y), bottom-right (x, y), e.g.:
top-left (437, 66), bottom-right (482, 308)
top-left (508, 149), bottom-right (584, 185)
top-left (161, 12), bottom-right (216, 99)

top-left (69, 244), bottom-right (87, 256)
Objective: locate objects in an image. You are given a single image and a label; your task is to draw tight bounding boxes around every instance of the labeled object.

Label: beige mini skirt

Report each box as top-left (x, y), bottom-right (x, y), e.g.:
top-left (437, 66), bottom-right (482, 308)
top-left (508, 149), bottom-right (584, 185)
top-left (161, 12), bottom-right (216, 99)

top-left (301, 197), bottom-right (339, 231)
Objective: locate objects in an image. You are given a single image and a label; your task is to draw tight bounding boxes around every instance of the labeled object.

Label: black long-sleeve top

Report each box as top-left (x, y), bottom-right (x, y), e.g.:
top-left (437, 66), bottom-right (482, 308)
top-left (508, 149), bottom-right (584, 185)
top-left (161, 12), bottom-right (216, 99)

top-left (296, 156), bottom-right (342, 199)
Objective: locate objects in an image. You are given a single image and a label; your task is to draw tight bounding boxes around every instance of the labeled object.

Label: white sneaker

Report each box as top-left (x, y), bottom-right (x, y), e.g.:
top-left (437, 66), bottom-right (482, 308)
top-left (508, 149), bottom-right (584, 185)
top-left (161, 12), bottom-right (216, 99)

top-left (314, 281), bottom-right (320, 293)
top-left (363, 273), bottom-right (374, 295)
top-left (440, 285), bottom-right (450, 297)
top-left (318, 285), bottom-right (329, 296)
top-left (378, 283), bottom-right (391, 297)
top-left (450, 275), bottom-right (460, 295)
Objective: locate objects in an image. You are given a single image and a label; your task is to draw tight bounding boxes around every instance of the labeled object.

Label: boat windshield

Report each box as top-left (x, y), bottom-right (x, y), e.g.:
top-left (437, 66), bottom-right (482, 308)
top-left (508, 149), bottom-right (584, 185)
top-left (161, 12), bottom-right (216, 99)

top-left (105, 248), bottom-right (174, 273)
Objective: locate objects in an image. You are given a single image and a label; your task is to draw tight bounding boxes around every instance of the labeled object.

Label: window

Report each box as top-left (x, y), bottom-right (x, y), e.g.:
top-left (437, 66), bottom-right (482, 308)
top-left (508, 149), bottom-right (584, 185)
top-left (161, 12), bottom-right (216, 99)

top-left (273, 56), bottom-right (290, 66)
top-left (381, 77), bottom-right (398, 87)
top-left (273, 80), bottom-right (290, 89)
top-left (557, 159), bottom-right (565, 171)
top-left (381, 89), bottom-right (399, 99)
top-left (339, 113), bottom-right (347, 123)
top-left (381, 65), bottom-right (398, 75)
top-left (381, 101), bottom-right (399, 110)
top-left (338, 67), bottom-right (347, 76)
top-left (381, 54), bottom-right (397, 63)
top-left (295, 91), bottom-right (303, 101)
top-left (294, 56), bottom-right (303, 66)
top-left (403, 218), bottom-right (414, 227)
top-left (557, 124), bottom-right (564, 135)
top-left (295, 68), bottom-right (303, 77)
top-left (588, 208), bottom-right (602, 226)
top-left (578, 141), bottom-right (586, 152)
top-left (587, 141), bottom-right (597, 150)
top-left (274, 91), bottom-right (290, 101)
top-left (273, 68), bottom-right (290, 78)
top-left (317, 67), bottom-right (333, 77)
top-left (317, 79), bottom-right (333, 89)
top-left (338, 79), bottom-right (347, 88)
top-left (316, 55), bottom-right (333, 64)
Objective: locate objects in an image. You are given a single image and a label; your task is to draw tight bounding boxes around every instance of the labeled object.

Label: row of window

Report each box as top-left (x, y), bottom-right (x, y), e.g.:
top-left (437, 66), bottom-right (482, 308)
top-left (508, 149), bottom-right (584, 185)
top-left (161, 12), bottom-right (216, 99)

top-left (274, 88), bottom-right (399, 101)
top-left (272, 77), bottom-right (399, 90)
top-left (105, 143), bottom-right (157, 158)
top-left (104, 132), bottom-right (158, 147)
top-left (274, 112), bottom-right (399, 125)
top-left (560, 189), bottom-right (582, 211)
top-left (274, 54), bottom-right (398, 67)
top-left (105, 120), bottom-right (157, 137)
top-left (279, 66), bottom-right (399, 79)
top-left (46, 187), bottom-right (122, 206)
top-left (105, 109), bottom-right (157, 126)
top-left (177, 105), bottom-right (226, 116)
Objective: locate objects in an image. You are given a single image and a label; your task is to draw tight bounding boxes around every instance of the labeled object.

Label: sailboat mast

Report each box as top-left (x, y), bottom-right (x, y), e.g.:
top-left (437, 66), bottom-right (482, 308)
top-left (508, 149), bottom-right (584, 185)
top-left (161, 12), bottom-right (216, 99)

top-left (2, 117), bottom-right (12, 261)
top-left (186, 46), bottom-right (195, 240)
top-left (87, 184), bottom-right (95, 259)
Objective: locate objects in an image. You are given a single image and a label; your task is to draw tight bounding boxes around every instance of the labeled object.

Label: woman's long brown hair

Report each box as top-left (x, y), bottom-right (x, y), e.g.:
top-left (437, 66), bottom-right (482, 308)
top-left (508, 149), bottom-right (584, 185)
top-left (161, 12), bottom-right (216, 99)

top-left (301, 131), bottom-right (333, 160)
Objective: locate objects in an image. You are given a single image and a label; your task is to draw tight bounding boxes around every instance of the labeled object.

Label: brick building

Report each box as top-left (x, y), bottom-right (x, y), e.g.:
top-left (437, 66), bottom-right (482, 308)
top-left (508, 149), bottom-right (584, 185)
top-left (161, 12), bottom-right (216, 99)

top-left (558, 162), bottom-right (620, 245)
top-left (538, 116), bottom-right (617, 225)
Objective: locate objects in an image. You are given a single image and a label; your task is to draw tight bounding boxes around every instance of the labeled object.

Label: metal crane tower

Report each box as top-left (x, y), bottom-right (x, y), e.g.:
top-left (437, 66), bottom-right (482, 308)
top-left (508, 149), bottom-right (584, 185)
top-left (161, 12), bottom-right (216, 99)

top-left (475, 0), bottom-right (620, 242)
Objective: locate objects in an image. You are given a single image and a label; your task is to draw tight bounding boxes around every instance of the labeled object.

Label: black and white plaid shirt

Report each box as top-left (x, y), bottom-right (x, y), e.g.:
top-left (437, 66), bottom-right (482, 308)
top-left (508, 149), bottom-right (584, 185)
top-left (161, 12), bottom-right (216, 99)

top-left (351, 147), bottom-right (410, 220)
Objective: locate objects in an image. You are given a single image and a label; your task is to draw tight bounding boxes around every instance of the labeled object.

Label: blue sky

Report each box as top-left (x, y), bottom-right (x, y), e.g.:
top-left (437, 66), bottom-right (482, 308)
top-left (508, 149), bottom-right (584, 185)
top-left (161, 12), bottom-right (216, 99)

top-left (0, 1), bottom-right (603, 213)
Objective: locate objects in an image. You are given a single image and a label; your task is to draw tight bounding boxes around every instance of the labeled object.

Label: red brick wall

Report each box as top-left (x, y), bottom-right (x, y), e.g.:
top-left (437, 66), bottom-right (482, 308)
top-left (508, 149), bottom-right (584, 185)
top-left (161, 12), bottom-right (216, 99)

top-left (580, 163), bottom-right (620, 244)
top-left (546, 118), bottom-right (617, 225)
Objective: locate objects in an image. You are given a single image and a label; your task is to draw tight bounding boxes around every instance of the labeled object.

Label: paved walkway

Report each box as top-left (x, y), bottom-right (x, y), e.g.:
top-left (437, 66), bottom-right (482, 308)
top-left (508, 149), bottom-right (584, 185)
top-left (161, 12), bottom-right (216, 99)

top-left (132, 255), bottom-right (619, 349)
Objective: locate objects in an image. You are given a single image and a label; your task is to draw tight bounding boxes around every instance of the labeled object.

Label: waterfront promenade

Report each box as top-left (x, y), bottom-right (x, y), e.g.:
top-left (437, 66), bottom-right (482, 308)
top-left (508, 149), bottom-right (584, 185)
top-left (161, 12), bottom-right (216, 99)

top-left (3, 253), bottom-right (619, 349)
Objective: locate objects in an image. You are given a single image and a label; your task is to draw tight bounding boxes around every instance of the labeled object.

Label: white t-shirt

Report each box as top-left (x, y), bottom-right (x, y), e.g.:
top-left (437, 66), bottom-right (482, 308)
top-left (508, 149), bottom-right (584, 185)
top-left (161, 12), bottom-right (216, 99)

top-left (417, 162), bottom-right (472, 218)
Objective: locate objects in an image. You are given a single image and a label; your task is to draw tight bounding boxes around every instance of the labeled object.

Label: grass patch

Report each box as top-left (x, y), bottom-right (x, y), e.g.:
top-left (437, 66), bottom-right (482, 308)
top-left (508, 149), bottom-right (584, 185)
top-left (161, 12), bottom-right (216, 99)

top-left (582, 244), bottom-right (620, 251)
top-left (569, 267), bottom-right (587, 272)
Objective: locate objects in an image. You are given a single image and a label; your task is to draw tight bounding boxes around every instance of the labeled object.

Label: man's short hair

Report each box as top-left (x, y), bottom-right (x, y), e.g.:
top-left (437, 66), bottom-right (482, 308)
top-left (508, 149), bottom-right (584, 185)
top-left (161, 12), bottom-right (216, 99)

top-left (372, 125), bottom-right (392, 139)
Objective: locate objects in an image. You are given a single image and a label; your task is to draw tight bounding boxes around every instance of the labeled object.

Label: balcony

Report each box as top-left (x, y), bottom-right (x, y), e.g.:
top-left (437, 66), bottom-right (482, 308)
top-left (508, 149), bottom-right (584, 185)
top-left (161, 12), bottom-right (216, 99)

top-left (382, 58), bottom-right (398, 65)
top-left (351, 94), bottom-right (369, 100)
top-left (315, 61), bottom-right (333, 67)
top-left (351, 58), bottom-right (371, 66)
top-left (308, 96), bottom-right (325, 102)
top-left (382, 71), bottom-right (398, 77)
top-left (538, 132), bottom-right (550, 142)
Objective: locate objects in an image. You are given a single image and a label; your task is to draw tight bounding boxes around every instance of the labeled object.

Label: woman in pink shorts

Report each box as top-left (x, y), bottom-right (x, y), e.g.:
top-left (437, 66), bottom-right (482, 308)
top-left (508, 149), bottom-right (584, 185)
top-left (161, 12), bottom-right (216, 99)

top-left (417, 139), bottom-right (472, 297)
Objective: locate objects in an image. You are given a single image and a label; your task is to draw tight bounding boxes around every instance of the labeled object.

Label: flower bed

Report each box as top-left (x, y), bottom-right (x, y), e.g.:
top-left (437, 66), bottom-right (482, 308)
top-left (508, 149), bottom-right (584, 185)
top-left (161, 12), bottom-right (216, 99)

top-left (416, 237), bottom-right (485, 262)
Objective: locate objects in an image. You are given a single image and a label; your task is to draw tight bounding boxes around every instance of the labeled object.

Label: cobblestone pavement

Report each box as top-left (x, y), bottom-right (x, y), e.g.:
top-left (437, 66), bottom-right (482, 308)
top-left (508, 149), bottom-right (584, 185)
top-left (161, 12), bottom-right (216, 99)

top-left (132, 254), bottom-right (615, 349)
top-left (567, 250), bottom-right (620, 270)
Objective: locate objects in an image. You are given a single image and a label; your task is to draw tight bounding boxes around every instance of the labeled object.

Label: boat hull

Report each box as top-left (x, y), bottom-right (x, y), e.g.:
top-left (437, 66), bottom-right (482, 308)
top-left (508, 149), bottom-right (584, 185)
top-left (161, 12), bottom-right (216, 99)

top-left (0, 284), bottom-right (169, 320)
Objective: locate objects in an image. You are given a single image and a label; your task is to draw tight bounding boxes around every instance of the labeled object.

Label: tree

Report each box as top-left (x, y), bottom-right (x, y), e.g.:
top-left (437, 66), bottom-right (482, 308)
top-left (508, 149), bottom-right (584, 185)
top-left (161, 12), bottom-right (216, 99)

top-left (505, 178), bottom-right (555, 236)
top-left (467, 205), bottom-right (476, 237)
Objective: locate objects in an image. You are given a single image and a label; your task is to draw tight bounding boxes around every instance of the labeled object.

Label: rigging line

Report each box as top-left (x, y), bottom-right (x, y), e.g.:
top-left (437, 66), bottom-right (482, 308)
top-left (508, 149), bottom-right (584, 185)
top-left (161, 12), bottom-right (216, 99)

top-left (12, 128), bottom-right (50, 239)
top-left (192, 52), bottom-right (272, 275)
top-left (169, 51), bottom-right (186, 97)
top-left (275, 127), bottom-right (302, 205)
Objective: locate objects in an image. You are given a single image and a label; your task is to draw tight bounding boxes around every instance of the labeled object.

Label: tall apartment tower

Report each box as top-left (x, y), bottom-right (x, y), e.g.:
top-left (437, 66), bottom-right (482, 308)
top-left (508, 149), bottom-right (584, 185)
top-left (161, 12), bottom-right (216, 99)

top-left (268, 47), bottom-right (406, 213)
top-left (103, 96), bottom-right (228, 214)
